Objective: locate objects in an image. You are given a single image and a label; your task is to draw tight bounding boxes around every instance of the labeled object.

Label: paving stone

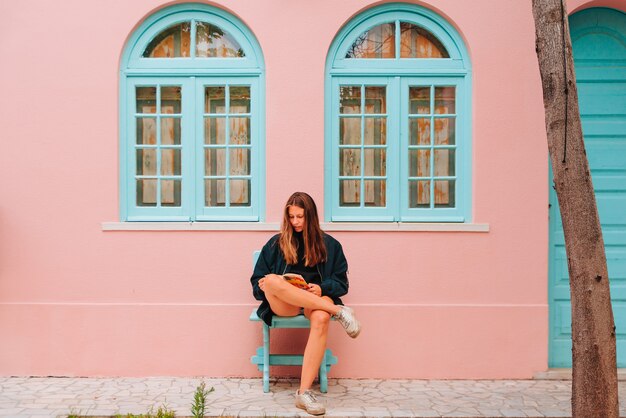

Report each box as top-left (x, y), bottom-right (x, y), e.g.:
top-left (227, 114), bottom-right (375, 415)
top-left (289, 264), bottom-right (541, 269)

top-left (408, 409), bottom-right (441, 417)
top-left (540, 410), bottom-right (570, 417)
top-left (500, 408), bottom-right (527, 417)
top-left (389, 409), bottom-right (414, 417)
top-left (477, 409), bottom-right (503, 417)
top-left (322, 412), bottom-right (364, 418)
top-left (18, 409), bottom-right (56, 415)
top-left (521, 409), bottom-right (545, 417)
top-left (15, 404), bottom-right (43, 409)
top-left (1, 377), bottom-right (626, 417)
top-left (447, 412), bottom-right (483, 418)
top-left (0, 410), bottom-right (25, 416)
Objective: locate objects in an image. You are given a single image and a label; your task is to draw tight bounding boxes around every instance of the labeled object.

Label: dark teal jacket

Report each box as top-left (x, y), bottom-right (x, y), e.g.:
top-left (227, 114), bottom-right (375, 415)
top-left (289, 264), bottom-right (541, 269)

top-left (250, 233), bottom-right (349, 325)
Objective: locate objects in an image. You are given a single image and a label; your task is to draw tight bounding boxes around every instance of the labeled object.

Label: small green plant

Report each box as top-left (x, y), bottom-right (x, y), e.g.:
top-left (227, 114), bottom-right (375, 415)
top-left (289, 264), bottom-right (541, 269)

top-left (149, 403), bottom-right (176, 418)
top-left (113, 402), bottom-right (175, 418)
top-left (66, 407), bottom-right (91, 417)
top-left (190, 381), bottom-right (214, 418)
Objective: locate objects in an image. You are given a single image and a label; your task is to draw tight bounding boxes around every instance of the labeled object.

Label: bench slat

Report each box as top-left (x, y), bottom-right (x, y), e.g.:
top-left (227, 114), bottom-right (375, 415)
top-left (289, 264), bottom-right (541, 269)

top-left (251, 347), bottom-right (338, 368)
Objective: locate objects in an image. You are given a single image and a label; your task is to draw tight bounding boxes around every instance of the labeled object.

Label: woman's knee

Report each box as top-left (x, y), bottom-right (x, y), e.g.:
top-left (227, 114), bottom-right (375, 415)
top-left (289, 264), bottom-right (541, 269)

top-left (263, 274), bottom-right (286, 295)
top-left (309, 310), bottom-right (330, 331)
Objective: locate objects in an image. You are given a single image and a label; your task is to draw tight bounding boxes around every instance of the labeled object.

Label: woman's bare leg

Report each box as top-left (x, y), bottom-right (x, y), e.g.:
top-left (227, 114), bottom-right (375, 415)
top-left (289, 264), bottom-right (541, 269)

top-left (262, 277), bottom-right (341, 392)
top-left (265, 293), bottom-right (302, 317)
top-left (263, 275), bottom-right (340, 316)
top-left (299, 302), bottom-right (332, 391)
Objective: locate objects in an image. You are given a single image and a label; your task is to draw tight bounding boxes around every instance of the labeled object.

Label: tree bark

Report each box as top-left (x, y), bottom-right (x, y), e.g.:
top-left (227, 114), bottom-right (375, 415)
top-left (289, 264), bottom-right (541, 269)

top-left (532, 1), bottom-right (618, 416)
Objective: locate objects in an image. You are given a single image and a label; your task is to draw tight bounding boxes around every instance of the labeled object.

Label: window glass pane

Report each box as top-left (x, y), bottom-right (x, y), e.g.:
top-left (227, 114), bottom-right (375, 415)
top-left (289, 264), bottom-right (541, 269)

top-left (409, 87), bottom-right (430, 114)
top-left (230, 86), bottom-right (250, 113)
top-left (409, 180), bottom-right (430, 208)
top-left (230, 148), bottom-right (250, 175)
top-left (346, 23), bottom-right (395, 58)
top-left (205, 87), bottom-right (226, 113)
top-left (137, 179), bottom-right (157, 207)
top-left (196, 22), bottom-right (245, 57)
top-left (230, 117), bottom-right (250, 144)
top-left (136, 117), bottom-right (157, 145)
top-left (340, 86), bottom-right (361, 114)
top-left (136, 149), bottom-right (157, 175)
top-left (435, 87), bottom-right (455, 114)
top-left (409, 118), bottom-right (431, 145)
top-left (364, 118), bottom-right (386, 145)
top-left (204, 148), bottom-right (226, 176)
top-left (136, 87), bottom-right (157, 113)
top-left (409, 149), bottom-right (430, 177)
top-left (434, 149), bottom-right (455, 177)
top-left (205, 179), bottom-right (225, 207)
top-left (365, 87), bottom-right (386, 113)
top-left (340, 180), bottom-right (361, 206)
top-left (340, 118), bottom-right (361, 145)
top-left (434, 117), bottom-right (455, 145)
top-left (204, 117), bottom-right (225, 144)
top-left (161, 118), bottom-right (181, 145)
top-left (435, 180), bottom-right (455, 208)
top-left (399, 22), bottom-right (449, 58)
top-left (161, 86), bottom-right (181, 114)
top-left (161, 149), bottom-right (181, 176)
top-left (230, 179), bottom-right (251, 206)
top-left (340, 148), bottom-right (361, 176)
top-left (161, 180), bottom-right (181, 206)
top-left (364, 149), bottom-right (386, 176)
top-left (364, 180), bottom-right (386, 207)
top-left (143, 22), bottom-right (191, 58)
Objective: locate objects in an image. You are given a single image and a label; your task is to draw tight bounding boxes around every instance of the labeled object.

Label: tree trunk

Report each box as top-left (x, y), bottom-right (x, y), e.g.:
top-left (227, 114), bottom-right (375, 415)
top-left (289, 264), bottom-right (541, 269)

top-left (532, 0), bottom-right (618, 416)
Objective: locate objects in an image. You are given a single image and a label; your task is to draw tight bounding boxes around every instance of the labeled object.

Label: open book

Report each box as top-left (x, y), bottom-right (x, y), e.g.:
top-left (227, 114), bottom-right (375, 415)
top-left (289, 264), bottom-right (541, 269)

top-left (283, 273), bottom-right (309, 290)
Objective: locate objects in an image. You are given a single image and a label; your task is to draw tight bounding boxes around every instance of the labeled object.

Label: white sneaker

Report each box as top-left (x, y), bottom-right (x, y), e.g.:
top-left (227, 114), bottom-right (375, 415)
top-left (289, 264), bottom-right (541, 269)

top-left (295, 389), bottom-right (326, 415)
top-left (335, 306), bottom-right (361, 338)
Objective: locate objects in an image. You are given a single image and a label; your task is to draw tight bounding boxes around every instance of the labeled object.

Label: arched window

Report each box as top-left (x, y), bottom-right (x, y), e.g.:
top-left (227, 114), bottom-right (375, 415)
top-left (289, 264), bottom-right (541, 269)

top-left (325, 4), bottom-right (471, 222)
top-left (120, 4), bottom-right (265, 221)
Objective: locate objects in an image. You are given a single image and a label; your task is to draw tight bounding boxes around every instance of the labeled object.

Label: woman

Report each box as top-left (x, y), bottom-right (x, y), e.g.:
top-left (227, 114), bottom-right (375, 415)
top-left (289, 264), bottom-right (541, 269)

top-left (251, 192), bottom-right (361, 415)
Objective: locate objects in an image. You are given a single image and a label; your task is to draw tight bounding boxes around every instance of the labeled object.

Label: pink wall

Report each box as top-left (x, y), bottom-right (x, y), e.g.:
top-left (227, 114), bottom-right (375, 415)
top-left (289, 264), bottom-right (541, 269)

top-left (1, 0), bottom-right (613, 379)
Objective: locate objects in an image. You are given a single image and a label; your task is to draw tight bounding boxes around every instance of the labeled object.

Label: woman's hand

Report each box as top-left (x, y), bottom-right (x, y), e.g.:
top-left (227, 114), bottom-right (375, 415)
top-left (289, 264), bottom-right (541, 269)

top-left (259, 274), bottom-right (282, 292)
top-left (307, 283), bottom-right (322, 297)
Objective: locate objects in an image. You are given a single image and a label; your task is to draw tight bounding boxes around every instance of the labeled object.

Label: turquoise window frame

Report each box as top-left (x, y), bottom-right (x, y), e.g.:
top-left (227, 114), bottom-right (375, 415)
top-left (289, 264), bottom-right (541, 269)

top-left (120, 3), bottom-right (265, 221)
top-left (194, 77), bottom-right (260, 221)
top-left (324, 3), bottom-right (472, 222)
top-left (399, 77), bottom-right (467, 222)
top-left (330, 76), bottom-right (399, 222)
top-left (126, 77), bottom-right (194, 221)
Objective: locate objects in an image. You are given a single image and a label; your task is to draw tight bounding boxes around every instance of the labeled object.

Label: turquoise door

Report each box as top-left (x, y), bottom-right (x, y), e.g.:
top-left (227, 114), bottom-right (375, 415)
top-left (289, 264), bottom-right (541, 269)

top-left (549, 8), bottom-right (626, 367)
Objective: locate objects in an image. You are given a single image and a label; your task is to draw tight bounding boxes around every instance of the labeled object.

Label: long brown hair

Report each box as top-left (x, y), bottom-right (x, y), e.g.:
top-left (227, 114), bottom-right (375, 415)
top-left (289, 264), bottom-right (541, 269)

top-left (279, 192), bottom-right (327, 266)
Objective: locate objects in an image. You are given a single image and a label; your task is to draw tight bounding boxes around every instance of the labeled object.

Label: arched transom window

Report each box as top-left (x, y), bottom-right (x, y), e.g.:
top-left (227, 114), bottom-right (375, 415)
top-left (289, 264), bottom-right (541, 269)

top-left (120, 4), bottom-right (265, 221)
top-left (325, 4), bottom-right (472, 222)
top-left (142, 21), bottom-right (245, 58)
top-left (345, 21), bottom-right (449, 59)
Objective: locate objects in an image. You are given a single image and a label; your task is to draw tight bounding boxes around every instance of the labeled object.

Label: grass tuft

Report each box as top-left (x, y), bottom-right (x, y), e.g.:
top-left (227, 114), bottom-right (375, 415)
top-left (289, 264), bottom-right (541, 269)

top-left (190, 380), bottom-right (215, 418)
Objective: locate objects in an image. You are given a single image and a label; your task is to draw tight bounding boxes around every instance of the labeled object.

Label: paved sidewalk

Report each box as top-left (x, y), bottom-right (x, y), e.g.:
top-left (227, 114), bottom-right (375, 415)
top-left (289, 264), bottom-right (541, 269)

top-left (1, 377), bottom-right (626, 418)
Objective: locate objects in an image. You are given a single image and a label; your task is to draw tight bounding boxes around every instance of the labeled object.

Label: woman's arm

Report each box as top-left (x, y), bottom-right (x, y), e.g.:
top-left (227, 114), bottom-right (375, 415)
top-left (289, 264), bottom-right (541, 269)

top-left (320, 239), bottom-right (349, 299)
top-left (250, 236), bottom-right (279, 300)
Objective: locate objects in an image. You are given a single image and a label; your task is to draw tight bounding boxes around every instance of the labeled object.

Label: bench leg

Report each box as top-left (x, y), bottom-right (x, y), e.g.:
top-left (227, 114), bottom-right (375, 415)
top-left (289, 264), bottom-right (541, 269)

top-left (319, 349), bottom-right (328, 393)
top-left (263, 324), bottom-right (270, 393)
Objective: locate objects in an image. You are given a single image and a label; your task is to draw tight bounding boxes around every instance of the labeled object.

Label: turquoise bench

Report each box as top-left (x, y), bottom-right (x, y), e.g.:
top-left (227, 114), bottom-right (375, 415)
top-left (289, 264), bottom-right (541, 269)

top-left (249, 251), bottom-right (338, 393)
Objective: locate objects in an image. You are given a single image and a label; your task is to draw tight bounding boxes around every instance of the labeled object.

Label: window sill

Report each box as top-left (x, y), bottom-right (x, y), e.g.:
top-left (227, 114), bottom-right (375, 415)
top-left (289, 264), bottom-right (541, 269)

top-left (101, 222), bottom-right (280, 231)
top-left (102, 221), bottom-right (489, 232)
top-left (321, 222), bottom-right (489, 232)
